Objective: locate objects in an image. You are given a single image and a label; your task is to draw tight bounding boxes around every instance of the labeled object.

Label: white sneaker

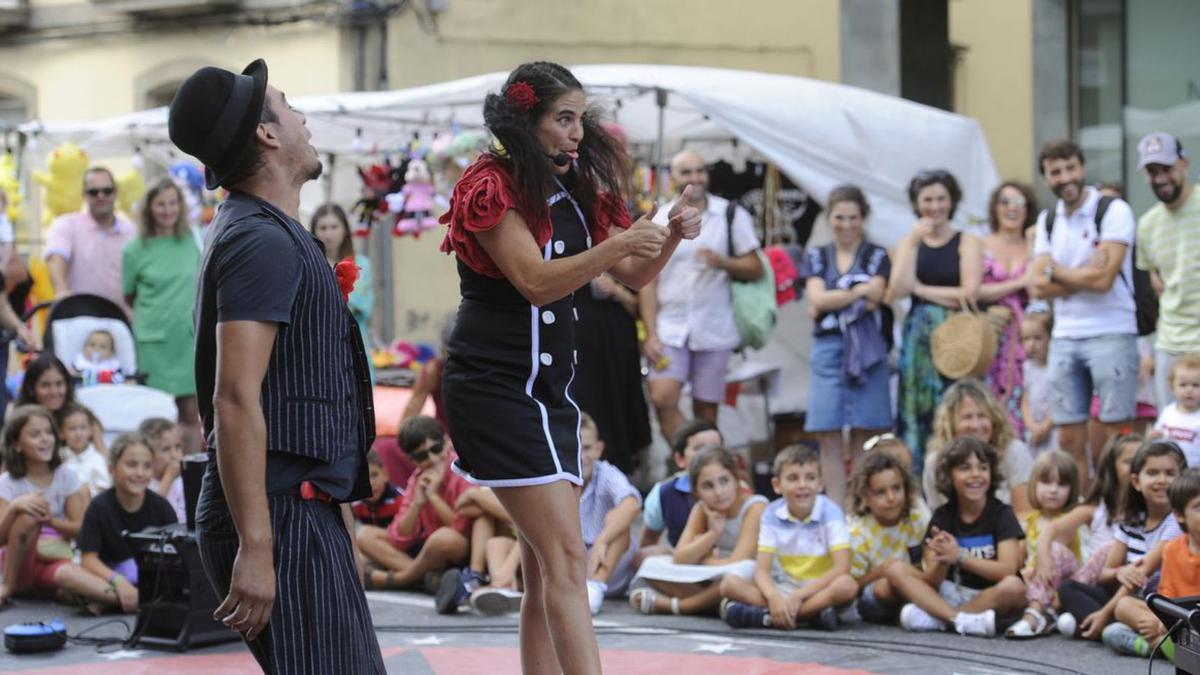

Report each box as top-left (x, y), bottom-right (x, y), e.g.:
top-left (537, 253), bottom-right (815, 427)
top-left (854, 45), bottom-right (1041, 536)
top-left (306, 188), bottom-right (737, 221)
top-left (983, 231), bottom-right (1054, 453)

top-left (953, 609), bottom-right (996, 637)
top-left (470, 587), bottom-right (524, 616)
top-left (1056, 612), bottom-right (1077, 637)
top-left (586, 580), bottom-right (607, 615)
top-left (899, 603), bottom-right (946, 632)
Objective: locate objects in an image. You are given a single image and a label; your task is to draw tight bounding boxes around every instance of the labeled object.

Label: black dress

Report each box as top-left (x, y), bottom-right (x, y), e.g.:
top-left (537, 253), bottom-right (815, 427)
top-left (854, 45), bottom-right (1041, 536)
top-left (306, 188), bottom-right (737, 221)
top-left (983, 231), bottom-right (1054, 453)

top-left (443, 181), bottom-right (595, 487)
top-left (573, 279), bottom-right (651, 474)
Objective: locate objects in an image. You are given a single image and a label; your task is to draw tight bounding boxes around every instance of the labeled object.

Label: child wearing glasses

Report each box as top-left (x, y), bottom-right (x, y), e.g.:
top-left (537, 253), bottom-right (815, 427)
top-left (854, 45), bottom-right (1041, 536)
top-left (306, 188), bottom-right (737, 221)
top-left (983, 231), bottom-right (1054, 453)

top-left (357, 415), bottom-right (472, 590)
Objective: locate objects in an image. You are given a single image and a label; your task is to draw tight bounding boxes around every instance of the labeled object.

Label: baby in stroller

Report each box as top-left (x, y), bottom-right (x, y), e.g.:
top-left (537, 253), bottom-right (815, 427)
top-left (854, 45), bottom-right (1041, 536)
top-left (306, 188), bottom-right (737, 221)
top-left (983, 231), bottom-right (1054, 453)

top-left (68, 328), bottom-right (125, 385)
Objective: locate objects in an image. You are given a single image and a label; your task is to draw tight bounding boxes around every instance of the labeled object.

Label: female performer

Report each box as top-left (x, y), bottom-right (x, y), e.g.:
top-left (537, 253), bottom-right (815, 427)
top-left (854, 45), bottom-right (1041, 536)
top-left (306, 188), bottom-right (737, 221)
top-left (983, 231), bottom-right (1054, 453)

top-left (439, 61), bottom-right (700, 674)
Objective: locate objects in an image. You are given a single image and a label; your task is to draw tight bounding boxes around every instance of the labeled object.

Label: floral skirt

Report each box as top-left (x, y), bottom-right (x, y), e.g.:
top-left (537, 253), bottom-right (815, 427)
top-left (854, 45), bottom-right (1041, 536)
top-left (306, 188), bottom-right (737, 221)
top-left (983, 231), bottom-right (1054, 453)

top-left (897, 303), bottom-right (950, 477)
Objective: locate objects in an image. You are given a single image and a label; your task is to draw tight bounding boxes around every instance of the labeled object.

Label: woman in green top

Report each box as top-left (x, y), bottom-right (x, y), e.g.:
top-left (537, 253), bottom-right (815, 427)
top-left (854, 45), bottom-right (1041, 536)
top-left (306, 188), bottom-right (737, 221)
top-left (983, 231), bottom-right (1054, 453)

top-left (310, 203), bottom-right (374, 380)
top-left (122, 178), bottom-right (200, 453)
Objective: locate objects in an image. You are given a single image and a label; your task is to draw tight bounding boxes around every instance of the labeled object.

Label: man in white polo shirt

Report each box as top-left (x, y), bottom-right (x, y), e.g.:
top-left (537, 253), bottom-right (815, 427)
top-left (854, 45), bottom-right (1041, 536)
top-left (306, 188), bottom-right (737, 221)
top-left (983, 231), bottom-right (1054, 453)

top-left (1032, 139), bottom-right (1139, 489)
top-left (1134, 131), bottom-right (1199, 407)
top-left (639, 150), bottom-right (764, 443)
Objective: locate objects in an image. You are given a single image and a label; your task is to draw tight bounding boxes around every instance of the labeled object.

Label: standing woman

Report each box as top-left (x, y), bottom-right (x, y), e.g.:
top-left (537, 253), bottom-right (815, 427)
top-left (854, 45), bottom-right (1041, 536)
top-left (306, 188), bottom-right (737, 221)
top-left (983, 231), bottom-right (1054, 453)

top-left (978, 181), bottom-right (1037, 436)
top-left (801, 185), bottom-right (893, 504)
top-left (122, 179), bottom-right (201, 454)
top-left (439, 61), bottom-right (700, 674)
top-left (886, 170), bottom-right (982, 475)
top-left (310, 203), bottom-right (373, 362)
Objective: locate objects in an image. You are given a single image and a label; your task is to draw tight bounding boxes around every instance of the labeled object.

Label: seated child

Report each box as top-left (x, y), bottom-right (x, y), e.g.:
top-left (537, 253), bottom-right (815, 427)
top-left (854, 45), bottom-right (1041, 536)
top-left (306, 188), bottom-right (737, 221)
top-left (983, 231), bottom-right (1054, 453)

top-left (1152, 354), bottom-right (1200, 467)
top-left (630, 444), bottom-right (767, 616)
top-left (847, 450), bottom-right (930, 623)
top-left (436, 485), bottom-right (519, 615)
top-left (1005, 450), bottom-right (1082, 638)
top-left (58, 402), bottom-right (110, 497)
top-left (70, 329), bottom-right (124, 384)
top-left (1061, 441), bottom-right (1184, 642)
top-left (351, 450), bottom-right (402, 528)
top-left (887, 437), bottom-right (1027, 637)
top-left (0, 405), bottom-right (111, 609)
top-left (719, 445), bottom-right (858, 631)
top-left (357, 415), bottom-right (471, 590)
top-left (1105, 467), bottom-right (1200, 658)
top-left (636, 419), bottom-right (723, 566)
top-left (78, 432), bottom-right (178, 613)
top-left (139, 417), bottom-right (185, 523)
top-left (578, 412), bottom-right (641, 615)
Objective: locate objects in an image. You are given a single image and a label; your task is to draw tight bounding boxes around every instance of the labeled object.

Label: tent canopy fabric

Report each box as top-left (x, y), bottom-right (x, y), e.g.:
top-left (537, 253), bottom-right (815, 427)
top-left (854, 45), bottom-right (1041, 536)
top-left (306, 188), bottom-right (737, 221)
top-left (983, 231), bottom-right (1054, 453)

top-left (19, 64), bottom-right (999, 246)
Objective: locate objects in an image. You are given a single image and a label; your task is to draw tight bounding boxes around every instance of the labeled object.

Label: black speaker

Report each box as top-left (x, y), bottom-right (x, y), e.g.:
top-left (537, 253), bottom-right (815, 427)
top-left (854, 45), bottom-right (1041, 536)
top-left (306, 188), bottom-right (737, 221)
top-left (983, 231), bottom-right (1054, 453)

top-left (126, 524), bottom-right (238, 651)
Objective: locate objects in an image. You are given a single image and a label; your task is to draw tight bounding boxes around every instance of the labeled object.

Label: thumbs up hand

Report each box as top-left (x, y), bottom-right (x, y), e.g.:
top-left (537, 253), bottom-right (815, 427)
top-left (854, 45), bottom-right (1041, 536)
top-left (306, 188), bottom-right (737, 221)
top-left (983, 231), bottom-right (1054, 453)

top-left (622, 203), bottom-right (670, 259)
top-left (666, 184), bottom-right (702, 240)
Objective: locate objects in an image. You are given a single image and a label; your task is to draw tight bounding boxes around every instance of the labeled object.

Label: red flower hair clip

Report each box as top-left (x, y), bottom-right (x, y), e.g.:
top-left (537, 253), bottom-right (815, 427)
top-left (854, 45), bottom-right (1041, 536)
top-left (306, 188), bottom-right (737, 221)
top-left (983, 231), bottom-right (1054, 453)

top-left (505, 81), bottom-right (539, 111)
top-left (334, 255), bottom-right (360, 302)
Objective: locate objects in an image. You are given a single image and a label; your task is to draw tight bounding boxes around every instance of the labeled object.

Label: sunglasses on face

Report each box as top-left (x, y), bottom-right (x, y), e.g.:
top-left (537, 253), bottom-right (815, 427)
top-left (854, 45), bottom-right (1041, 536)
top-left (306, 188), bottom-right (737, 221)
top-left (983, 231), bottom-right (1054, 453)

top-left (409, 440), bottom-right (445, 463)
top-left (999, 196), bottom-right (1027, 208)
top-left (85, 187), bottom-right (115, 197)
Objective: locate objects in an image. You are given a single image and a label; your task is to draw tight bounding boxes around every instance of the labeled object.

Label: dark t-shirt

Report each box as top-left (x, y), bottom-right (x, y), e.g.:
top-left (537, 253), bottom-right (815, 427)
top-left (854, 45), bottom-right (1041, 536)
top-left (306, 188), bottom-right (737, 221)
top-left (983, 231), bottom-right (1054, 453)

top-left (78, 489), bottom-right (178, 567)
top-left (925, 497), bottom-right (1024, 590)
top-left (193, 194), bottom-right (363, 524)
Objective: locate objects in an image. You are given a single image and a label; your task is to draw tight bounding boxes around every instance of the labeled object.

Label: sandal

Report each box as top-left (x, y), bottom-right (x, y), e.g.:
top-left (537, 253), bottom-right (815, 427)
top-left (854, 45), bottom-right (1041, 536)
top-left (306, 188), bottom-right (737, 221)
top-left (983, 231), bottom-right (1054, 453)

top-left (1005, 608), bottom-right (1048, 639)
top-left (364, 569), bottom-right (396, 591)
top-left (629, 588), bottom-right (680, 615)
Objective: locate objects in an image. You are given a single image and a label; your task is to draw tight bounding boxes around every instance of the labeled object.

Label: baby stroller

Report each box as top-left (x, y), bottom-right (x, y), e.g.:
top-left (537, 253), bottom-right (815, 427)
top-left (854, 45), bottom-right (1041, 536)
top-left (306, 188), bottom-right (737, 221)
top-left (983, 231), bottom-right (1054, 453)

top-left (25, 293), bottom-right (177, 444)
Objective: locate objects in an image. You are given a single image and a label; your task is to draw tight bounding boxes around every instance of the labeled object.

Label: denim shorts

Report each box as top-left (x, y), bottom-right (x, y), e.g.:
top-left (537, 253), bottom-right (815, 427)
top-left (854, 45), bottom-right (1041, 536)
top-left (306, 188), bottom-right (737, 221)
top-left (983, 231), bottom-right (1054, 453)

top-left (1048, 334), bottom-right (1140, 425)
top-left (804, 334), bottom-right (893, 432)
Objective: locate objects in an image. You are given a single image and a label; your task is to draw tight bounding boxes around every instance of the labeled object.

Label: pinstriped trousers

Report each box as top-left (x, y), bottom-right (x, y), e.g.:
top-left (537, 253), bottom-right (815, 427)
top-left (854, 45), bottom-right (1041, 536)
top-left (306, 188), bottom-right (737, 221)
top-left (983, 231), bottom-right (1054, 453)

top-left (197, 495), bottom-right (386, 674)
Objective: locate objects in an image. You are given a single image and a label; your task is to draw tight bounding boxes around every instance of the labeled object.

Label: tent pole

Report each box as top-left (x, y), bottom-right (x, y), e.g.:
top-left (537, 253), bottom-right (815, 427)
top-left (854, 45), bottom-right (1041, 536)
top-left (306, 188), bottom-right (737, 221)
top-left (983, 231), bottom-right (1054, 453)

top-left (654, 88), bottom-right (667, 201)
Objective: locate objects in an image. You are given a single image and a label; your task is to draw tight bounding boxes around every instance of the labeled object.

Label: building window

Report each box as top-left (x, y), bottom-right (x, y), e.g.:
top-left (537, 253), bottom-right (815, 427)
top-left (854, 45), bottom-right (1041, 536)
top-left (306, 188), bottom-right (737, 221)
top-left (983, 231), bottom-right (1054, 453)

top-left (1070, 0), bottom-right (1123, 191)
top-left (144, 81), bottom-right (181, 110)
top-left (0, 92), bottom-right (28, 131)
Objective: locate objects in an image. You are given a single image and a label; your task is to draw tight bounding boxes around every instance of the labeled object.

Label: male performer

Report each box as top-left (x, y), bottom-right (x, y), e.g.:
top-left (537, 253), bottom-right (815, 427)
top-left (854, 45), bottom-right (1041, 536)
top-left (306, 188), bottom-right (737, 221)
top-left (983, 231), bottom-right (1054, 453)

top-left (168, 59), bottom-right (385, 673)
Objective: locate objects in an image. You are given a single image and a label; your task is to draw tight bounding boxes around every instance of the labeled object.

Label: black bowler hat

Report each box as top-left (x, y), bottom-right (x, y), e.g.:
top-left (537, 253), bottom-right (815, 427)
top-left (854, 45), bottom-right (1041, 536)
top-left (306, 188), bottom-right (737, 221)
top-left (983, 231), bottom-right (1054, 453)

top-left (167, 59), bottom-right (268, 190)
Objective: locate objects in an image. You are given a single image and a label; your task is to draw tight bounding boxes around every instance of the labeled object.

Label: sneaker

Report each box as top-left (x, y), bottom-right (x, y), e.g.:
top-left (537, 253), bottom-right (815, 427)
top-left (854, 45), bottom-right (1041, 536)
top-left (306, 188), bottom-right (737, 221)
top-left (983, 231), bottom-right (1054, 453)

top-left (836, 601), bottom-right (861, 625)
top-left (720, 599), bottom-right (771, 629)
top-left (812, 606), bottom-right (838, 631)
top-left (899, 603), bottom-right (946, 632)
top-left (435, 568), bottom-right (467, 615)
top-left (470, 587), bottom-right (524, 616)
top-left (586, 579), bottom-right (607, 616)
top-left (1102, 622), bottom-right (1150, 657)
top-left (1056, 612), bottom-right (1077, 638)
top-left (953, 609), bottom-right (996, 637)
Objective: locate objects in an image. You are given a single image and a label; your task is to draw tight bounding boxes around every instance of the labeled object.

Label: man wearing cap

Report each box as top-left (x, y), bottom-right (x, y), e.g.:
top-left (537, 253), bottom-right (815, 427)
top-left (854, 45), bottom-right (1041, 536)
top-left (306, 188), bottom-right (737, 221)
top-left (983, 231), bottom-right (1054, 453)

top-left (1135, 131), bottom-right (1199, 406)
top-left (168, 60), bottom-right (384, 673)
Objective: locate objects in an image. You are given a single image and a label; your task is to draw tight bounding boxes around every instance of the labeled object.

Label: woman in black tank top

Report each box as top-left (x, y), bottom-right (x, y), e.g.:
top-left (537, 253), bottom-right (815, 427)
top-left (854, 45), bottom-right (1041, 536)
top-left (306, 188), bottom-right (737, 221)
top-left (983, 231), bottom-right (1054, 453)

top-left (885, 170), bottom-right (983, 476)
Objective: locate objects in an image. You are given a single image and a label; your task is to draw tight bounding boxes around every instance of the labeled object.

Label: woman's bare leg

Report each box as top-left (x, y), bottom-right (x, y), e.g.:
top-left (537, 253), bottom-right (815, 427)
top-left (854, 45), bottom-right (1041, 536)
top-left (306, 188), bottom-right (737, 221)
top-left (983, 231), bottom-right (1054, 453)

top-left (494, 481), bottom-right (600, 675)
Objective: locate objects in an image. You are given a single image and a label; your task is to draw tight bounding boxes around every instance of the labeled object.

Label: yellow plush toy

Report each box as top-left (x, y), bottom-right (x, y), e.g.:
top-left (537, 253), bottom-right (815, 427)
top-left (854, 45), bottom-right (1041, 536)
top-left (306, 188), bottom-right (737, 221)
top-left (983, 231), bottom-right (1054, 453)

top-left (116, 169), bottom-right (144, 220)
top-left (34, 142), bottom-right (88, 225)
top-left (0, 153), bottom-right (22, 224)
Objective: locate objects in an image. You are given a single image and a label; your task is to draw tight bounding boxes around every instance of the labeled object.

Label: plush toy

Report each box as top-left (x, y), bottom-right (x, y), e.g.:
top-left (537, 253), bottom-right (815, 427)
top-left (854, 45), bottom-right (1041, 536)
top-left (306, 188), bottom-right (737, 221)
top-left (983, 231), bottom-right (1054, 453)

top-left (115, 169), bottom-right (144, 220)
top-left (353, 158), bottom-right (405, 238)
top-left (388, 158), bottom-right (440, 238)
top-left (0, 153), bottom-right (23, 225)
top-left (34, 143), bottom-right (88, 225)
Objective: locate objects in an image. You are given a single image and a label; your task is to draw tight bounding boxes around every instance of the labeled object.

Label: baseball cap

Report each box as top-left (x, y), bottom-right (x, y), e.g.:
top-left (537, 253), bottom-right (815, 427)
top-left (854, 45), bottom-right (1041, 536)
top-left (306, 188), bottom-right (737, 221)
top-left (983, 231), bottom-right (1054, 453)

top-left (1137, 131), bottom-right (1186, 169)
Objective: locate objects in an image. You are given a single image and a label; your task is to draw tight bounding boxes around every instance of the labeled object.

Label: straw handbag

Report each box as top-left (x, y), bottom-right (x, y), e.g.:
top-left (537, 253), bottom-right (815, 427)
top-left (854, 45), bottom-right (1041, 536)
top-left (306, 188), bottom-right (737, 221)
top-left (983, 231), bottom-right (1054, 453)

top-left (931, 297), bottom-right (1000, 380)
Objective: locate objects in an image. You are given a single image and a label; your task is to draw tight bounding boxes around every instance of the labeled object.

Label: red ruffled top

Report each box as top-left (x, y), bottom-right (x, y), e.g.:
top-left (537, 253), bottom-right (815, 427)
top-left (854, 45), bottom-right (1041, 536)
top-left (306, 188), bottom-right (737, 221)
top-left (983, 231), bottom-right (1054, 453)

top-left (439, 154), bottom-right (631, 278)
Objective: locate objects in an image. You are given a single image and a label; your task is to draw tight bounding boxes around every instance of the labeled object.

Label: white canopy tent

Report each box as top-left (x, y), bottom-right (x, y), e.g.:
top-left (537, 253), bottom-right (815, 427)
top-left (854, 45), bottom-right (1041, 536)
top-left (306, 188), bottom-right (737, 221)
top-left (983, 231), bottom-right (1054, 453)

top-left (19, 64), bottom-right (999, 246)
top-left (17, 65), bottom-right (1004, 462)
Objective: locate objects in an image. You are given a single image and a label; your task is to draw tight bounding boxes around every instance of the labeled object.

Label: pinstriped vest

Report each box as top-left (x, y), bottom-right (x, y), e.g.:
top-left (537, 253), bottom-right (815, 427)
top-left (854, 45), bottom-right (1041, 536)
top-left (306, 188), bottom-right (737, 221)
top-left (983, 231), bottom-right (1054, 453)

top-left (196, 192), bottom-right (375, 474)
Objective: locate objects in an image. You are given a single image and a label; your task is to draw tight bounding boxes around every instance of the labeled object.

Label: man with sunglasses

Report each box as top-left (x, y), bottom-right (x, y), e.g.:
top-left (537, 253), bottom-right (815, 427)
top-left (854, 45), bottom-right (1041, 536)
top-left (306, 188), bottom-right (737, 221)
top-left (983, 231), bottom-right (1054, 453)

top-left (44, 167), bottom-right (135, 315)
